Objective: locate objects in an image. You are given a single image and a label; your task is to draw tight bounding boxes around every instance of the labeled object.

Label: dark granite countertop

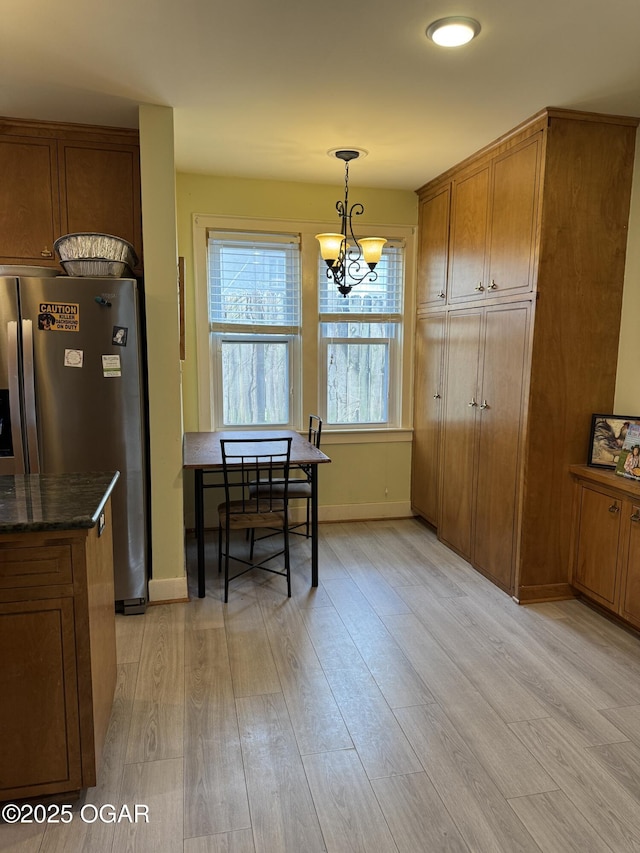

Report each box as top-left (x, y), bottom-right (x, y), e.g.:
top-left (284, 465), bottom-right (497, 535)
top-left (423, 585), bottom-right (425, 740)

top-left (0, 472), bottom-right (120, 532)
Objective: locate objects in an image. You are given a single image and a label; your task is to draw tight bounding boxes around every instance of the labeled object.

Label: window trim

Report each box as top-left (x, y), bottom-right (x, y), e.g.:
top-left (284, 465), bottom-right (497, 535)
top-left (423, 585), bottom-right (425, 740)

top-left (318, 239), bottom-right (405, 429)
top-left (192, 213), bottom-right (416, 433)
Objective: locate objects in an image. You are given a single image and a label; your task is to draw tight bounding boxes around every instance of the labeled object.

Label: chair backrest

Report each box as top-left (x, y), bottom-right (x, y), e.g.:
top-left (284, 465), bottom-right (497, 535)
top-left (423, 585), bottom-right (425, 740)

top-left (308, 415), bottom-right (322, 449)
top-left (220, 437), bottom-right (292, 514)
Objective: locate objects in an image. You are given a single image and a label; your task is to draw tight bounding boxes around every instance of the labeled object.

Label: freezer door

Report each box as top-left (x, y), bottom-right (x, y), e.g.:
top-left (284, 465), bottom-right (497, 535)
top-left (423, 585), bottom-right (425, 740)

top-left (18, 276), bottom-right (148, 603)
top-left (0, 277), bottom-right (26, 474)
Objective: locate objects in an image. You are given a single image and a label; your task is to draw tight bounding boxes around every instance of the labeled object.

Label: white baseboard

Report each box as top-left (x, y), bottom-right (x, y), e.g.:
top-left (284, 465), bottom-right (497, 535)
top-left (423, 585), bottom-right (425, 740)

top-left (148, 575), bottom-right (189, 603)
top-left (317, 501), bottom-right (413, 522)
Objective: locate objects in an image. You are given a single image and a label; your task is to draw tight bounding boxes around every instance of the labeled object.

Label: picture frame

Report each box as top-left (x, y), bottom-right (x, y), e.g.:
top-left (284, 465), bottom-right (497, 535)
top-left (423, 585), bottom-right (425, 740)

top-left (614, 423), bottom-right (640, 481)
top-left (587, 413), bottom-right (640, 469)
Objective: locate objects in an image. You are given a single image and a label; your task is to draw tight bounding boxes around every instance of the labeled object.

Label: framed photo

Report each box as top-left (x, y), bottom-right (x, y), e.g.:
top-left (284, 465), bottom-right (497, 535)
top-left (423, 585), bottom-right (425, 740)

top-left (587, 413), bottom-right (640, 469)
top-left (615, 423), bottom-right (640, 481)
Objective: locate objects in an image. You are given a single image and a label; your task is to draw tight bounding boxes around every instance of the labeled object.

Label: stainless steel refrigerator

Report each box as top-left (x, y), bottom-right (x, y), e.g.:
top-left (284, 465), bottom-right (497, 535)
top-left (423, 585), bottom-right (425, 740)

top-left (0, 272), bottom-right (148, 613)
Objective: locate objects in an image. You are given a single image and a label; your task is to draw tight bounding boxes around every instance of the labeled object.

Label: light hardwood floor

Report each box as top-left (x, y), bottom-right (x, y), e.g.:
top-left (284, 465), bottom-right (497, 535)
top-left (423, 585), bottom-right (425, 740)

top-left (3, 518), bottom-right (640, 852)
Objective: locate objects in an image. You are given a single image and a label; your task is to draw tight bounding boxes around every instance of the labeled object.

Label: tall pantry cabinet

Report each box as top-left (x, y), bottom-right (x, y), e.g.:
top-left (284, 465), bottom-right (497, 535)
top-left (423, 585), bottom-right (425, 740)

top-left (411, 108), bottom-right (638, 602)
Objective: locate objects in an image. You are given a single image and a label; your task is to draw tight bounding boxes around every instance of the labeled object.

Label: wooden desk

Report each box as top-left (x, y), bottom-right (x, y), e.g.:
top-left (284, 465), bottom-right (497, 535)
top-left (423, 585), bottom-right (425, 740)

top-left (183, 430), bottom-right (331, 598)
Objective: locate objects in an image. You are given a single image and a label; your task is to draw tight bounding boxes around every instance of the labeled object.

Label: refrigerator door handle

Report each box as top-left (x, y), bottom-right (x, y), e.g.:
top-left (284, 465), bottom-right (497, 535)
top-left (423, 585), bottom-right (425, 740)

top-left (22, 319), bottom-right (40, 473)
top-left (7, 321), bottom-right (26, 473)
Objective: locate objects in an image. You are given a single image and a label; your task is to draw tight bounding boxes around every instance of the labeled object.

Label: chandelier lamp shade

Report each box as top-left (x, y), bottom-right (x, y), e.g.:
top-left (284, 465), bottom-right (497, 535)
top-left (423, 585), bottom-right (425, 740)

top-left (316, 149), bottom-right (386, 297)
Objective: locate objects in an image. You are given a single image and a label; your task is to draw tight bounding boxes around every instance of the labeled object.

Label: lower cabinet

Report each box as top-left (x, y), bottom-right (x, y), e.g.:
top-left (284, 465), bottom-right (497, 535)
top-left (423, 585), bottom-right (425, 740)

top-left (570, 466), bottom-right (640, 631)
top-left (438, 302), bottom-right (530, 592)
top-left (0, 501), bottom-right (116, 800)
top-left (0, 597), bottom-right (82, 793)
top-left (621, 503), bottom-right (640, 627)
top-left (411, 314), bottom-right (446, 526)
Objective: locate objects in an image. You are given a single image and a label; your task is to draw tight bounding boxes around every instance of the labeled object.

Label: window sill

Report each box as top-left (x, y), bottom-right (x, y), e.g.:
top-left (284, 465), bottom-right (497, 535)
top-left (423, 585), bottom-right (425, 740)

top-left (316, 428), bottom-right (413, 445)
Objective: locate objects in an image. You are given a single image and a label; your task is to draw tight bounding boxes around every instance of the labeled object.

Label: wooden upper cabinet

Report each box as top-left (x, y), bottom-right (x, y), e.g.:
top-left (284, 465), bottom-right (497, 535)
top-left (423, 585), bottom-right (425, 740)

top-left (0, 118), bottom-right (142, 272)
top-left (448, 165), bottom-right (490, 302)
top-left (416, 186), bottom-right (450, 307)
top-left (0, 136), bottom-right (60, 263)
top-left (448, 137), bottom-right (541, 304)
top-left (59, 141), bottom-right (142, 267)
top-left (486, 136), bottom-right (541, 298)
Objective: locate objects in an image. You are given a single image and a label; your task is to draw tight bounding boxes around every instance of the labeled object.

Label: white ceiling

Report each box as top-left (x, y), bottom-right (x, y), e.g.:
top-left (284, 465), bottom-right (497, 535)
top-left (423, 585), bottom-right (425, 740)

top-left (3, 0), bottom-right (640, 190)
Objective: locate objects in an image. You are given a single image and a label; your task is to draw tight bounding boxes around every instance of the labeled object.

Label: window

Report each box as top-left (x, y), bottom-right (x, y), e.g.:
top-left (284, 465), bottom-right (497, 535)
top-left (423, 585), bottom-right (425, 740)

top-left (194, 214), bottom-right (413, 434)
top-left (208, 232), bottom-right (300, 427)
top-left (319, 245), bottom-right (404, 427)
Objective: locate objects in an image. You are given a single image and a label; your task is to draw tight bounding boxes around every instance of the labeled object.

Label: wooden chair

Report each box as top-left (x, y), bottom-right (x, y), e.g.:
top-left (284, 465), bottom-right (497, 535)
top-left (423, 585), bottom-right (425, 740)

top-left (250, 415), bottom-right (322, 539)
top-left (218, 437), bottom-right (292, 602)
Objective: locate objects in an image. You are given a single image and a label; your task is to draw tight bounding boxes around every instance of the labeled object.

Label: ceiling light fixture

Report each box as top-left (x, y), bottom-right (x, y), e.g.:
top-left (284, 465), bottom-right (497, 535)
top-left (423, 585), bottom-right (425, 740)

top-left (426, 16), bottom-right (481, 47)
top-left (315, 149), bottom-right (386, 297)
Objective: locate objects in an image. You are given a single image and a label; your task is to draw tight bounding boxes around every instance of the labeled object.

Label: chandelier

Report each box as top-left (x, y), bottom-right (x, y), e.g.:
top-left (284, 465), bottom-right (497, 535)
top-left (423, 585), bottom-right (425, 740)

top-left (315, 150), bottom-right (386, 297)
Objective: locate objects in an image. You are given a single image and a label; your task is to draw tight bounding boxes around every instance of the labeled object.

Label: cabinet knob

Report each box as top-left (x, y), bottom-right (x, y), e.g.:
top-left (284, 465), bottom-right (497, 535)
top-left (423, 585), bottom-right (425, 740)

top-left (40, 247), bottom-right (53, 258)
top-left (438, 291), bottom-right (446, 299)
top-left (475, 282), bottom-right (484, 292)
top-left (631, 511), bottom-right (640, 523)
top-left (488, 280), bottom-right (498, 290)
top-left (479, 400), bottom-right (489, 409)
top-left (608, 503), bottom-right (620, 514)
top-left (468, 398), bottom-right (477, 407)
top-left (433, 393), bottom-right (441, 399)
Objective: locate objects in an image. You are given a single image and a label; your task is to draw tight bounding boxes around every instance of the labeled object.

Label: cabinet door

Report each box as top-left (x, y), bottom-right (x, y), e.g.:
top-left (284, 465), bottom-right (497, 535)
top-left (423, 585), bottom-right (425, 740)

top-left (58, 140), bottom-right (142, 266)
top-left (412, 314), bottom-right (446, 525)
top-left (438, 309), bottom-right (483, 558)
top-left (573, 486), bottom-right (622, 607)
top-left (486, 137), bottom-right (541, 298)
top-left (417, 187), bottom-right (450, 307)
top-left (448, 166), bottom-right (489, 303)
top-left (0, 136), bottom-right (59, 264)
top-left (473, 303), bottom-right (530, 592)
top-left (620, 502), bottom-right (640, 628)
top-left (0, 596), bottom-right (82, 797)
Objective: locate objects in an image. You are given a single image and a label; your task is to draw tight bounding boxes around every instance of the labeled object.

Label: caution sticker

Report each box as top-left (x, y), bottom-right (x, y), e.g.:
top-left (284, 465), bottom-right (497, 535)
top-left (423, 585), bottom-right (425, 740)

top-left (37, 302), bottom-right (80, 332)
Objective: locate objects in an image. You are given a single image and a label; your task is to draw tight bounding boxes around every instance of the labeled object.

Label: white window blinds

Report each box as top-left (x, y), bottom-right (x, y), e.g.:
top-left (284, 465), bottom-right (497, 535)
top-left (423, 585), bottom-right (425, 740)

top-left (318, 243), bottom-right (404, 316)
top-left (208, 232), bottom-right (301, 328)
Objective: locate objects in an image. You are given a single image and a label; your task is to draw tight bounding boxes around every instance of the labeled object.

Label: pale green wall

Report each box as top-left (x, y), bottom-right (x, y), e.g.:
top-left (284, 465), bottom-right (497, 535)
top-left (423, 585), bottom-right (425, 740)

top-left (176, 173), bottom-right (418, 528)
top-left (138, 105), bottom-right (185, 597)
top-left (616, 139), bottom-right (640, 415)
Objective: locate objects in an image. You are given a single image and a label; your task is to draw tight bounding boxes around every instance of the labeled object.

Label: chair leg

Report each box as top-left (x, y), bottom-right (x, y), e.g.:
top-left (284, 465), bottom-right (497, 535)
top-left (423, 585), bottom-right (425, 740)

top-left (284, 522), bottom-right (291, 597)
top-left (249, 527), bottom-right (256, 560)
top-left (224, 522), bottom-right (230, 603)
top-left (224, 555), bottom-right (229, 602)
top-left (305, 496), bottom-right (311, 538)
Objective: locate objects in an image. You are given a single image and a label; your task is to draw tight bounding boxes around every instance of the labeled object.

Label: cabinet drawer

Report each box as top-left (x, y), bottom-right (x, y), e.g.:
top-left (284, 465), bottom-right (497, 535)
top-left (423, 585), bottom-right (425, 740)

top-left (0, 545), bottom-right (72, 589)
